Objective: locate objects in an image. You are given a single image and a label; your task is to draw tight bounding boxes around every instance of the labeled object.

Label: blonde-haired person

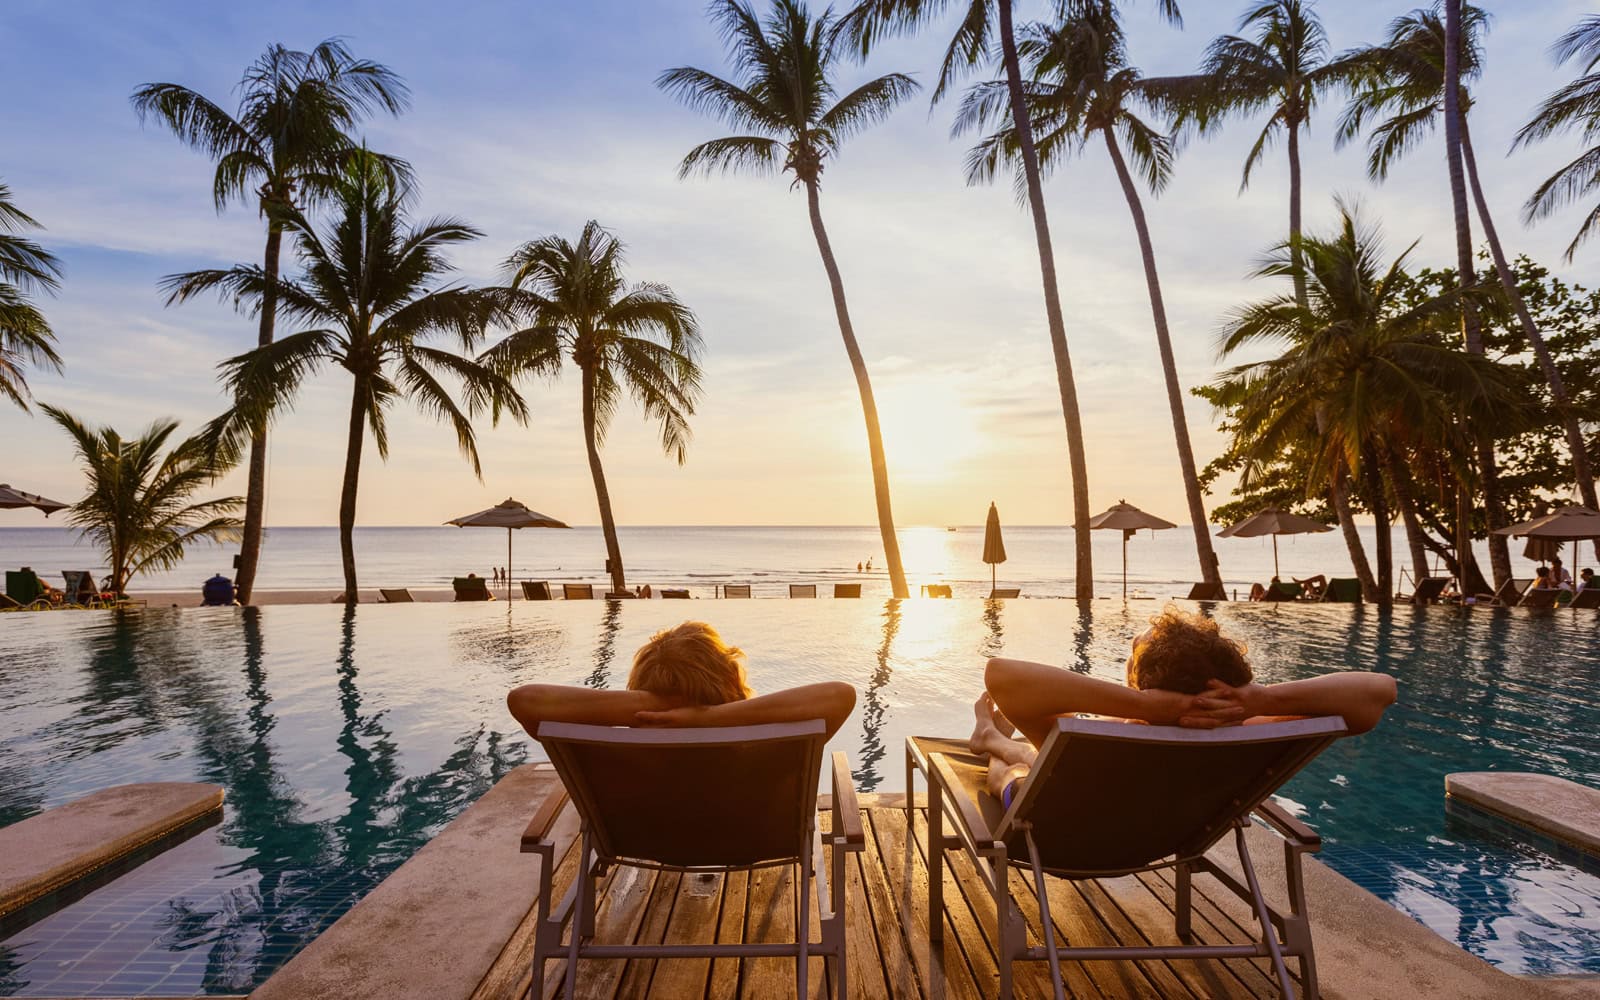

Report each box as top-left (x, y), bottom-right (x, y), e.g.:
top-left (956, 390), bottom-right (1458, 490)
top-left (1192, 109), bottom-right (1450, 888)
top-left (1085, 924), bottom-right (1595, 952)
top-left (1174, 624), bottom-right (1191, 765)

top-left (508, 621), bottom-right (856, 739)
top-left (970, 606), bottom-right (1396, 810)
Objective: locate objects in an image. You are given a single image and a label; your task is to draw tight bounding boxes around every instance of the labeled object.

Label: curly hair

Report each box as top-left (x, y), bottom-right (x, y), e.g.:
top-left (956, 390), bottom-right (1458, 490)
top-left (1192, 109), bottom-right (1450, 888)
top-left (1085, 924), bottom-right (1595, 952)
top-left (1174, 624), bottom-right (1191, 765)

top-left (1126, 605), bottom-right (1252, 694)
top-left (628, 621), bottom-right (753, 706)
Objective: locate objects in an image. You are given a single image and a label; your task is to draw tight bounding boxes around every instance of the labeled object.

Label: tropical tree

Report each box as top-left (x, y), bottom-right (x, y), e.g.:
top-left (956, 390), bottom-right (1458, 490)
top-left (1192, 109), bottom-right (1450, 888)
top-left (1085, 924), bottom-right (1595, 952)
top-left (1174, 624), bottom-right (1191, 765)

top-left (162, 153), bottom-right (526, 603)
top-left (481, 222), bottom-right (703, 596)
top-left (1341, 3), bottom-right (1597, 550)
top-left (43, 406), bottom-right (242, 596)
top-left (840, 0), bottom-right (1182, 599)
top-left (658, 0), bottom-right (916, 598)
top-left (132, 39), bottom-right (411, 605)
top-left (1213, 202), bottom-right (1523, 601)
top-left (1517, 14), bottom-right (1600, 260)
top-left (957, 8), bottom-right (1223, 590)
top-left (0, 181), bottom-right (63, 411)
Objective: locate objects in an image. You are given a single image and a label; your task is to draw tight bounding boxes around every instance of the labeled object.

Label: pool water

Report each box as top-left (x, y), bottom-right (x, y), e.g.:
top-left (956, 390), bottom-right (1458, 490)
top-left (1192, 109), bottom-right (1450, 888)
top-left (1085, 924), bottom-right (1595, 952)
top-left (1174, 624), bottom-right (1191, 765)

top-left (0, 600), bottom-right (1596, 995)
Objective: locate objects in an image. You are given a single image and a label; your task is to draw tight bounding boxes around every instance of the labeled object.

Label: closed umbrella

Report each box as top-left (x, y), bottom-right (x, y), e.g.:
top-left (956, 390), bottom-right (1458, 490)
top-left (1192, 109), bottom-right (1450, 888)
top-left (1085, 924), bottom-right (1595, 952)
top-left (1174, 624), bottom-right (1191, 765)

top-left (0, 484), bottom-right (68, 516)
top-left (982, 502), bottom-right (1007, 595)
top-left (1522, 536), bottom-right (1562, 565)
top-left (1217, 507), bottom-right (1332, 580)
top-left (1082, 500), bottom-right (1176, 600)
top-left (446, 498), bottom-right (570, 601)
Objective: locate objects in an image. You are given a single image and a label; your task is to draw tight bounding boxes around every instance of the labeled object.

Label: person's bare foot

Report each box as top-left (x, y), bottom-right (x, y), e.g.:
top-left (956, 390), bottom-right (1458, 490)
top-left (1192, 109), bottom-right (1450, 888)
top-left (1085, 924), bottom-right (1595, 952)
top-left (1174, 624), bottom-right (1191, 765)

top-left (970, 693), bottom-right (1001, 756)
top-left (989, 698), bottom-right (1016, 739)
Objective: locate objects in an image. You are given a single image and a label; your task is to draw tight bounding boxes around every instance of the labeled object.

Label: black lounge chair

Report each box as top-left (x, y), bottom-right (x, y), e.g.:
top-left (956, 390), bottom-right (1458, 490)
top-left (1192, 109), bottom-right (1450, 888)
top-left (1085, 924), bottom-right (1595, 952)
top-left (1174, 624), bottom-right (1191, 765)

top-left (789, 584), bottom-right (817, 598)
top-left (562, 583), bottom-right (594, 600)
top-left (520, 581), bottom-right (552, 600)
top-left (1321, 577), bottom-right (1362, 603)
top-left (1569, 588), bottom-right (1600, 610)
top-left (452, 577), bottom-right (494, 601)
top-left (380, 588), bottom-right (415, 603)
top-left (1488, 578), bottom-right (1531, 606)
top-left (1518, 587), bottom-right (1559, 608)
top-left (1263, 581), bottom-right (1303, 602)
top-left (722, 583), bottom-right (751, 598)
top-left (833, 583), bottom-right (861, 598)
top-left (989, 587), bottom-right (1021, 599)
top-left (1407, 577), bottom-right (1450, 606)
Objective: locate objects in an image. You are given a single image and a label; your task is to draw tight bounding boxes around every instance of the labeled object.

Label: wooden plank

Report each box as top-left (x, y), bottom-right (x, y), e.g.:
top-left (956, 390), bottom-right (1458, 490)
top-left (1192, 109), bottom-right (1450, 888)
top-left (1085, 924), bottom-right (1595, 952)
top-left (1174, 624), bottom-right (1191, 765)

top-left (1069, 876), bottom-right (1207, 1000)
top-left (1087, 874), bottom-right (1263, 1000)
top-left (1002, 865), bottom-right (1114, 997)
top-left (707, 870), bottom-right (750, 1000)
top-left (645, 871), bottom-right (725, 1000)
top-left (737, 861), bottom-right (825, 999)
top-left (823, 804), bottom-right (893, 1000)
top-left (1139, 869), bottom-right (1281, 998)
top-left (613, 871), bottom-right (684, 997)
top-left (570, 864), bottom-right (660, 1000)
top-left (869, 805), bottom-right (984, 1000)
top-left (846, 811), bottom-right (921, 1000)
top-left (1027, 869), bottom-right (1166, 999)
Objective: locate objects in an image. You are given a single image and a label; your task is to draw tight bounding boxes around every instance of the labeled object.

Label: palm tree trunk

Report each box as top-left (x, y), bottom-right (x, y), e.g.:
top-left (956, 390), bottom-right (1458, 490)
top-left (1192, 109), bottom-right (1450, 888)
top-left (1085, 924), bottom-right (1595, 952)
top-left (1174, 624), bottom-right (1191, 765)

top-left (1287, 118), bottom-right (1309, 310)
top-left (1443, 0), bottom-right (1511, 589)
top-left (235, 219), bottom-right (282, 606)
top-left (803, 179), bottom-right (908, 600)
top-left (1359, 444), bottom-right (1393, 605)
top-left (1104, 133), bottom-right (1222, 589)
top-left (1386, 449), bottom-right (1432, 584)
top-left (1330, 465), bottom-right (1380, 601)
top-left (582, 365), bottom-right (627, 594)
top-left (998, 0), bottom-right (1093, 600)
top-left (338, 379), bottom-right (364, 604)
top-left (1461, 115), bottom-right (1600, 551)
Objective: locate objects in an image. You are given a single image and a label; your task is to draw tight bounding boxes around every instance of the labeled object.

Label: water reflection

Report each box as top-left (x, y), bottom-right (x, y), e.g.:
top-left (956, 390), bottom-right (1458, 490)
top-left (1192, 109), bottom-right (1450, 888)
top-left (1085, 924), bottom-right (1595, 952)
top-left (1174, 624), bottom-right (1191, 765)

top-left (585, 601), bottom-right (624, 688)
top-left (852, 600), bottom-right (902, 791)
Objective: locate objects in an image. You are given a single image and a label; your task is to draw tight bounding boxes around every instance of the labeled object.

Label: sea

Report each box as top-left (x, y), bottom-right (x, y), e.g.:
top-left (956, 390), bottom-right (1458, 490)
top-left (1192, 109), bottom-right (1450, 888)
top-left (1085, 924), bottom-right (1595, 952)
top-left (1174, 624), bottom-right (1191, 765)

top-left (0, 524), bottom-right (1572, 600)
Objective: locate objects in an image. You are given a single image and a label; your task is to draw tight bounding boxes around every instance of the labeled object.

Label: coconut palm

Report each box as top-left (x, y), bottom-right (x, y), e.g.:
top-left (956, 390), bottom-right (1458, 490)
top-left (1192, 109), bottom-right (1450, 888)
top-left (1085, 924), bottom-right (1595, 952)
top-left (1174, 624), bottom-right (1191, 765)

top-left (161, 153), bottom-right (526, 603)
top-left (42, 406), bottom-right (242, 596)
top-left (132, 39), bottom-right (411, 605)
top-left (0, 181), bottom-right (63, 411)
top-left (841, 0), bottom-right (1182, 599)
top-left (658, 0), bottom-right (915, 598)
top-left (481, 222), bottom-right (703, 596)
top-left (957, 8), bottom-right (1223, 591)
top-left (1517, 14), bottom-right (1600, 259)
top-left (1342, 4), bottom-right (1597, 546)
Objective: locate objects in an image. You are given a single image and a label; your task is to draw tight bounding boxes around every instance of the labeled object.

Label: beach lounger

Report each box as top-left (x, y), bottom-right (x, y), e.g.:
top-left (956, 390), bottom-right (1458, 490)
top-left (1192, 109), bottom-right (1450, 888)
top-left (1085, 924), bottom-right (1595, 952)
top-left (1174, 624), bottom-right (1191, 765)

top-left (0, 593), bottom-right (19, 611)
top-left (989, 587), bottom-right (1021, 599)
top-left (1321, 577), bottom-right (1362, 603)
top-left (379, 588), bottom-right (414, 603)
top-left (833, 583), bottom-right (861, 598)
top-left (1489, 578), bottom-right (1532, 606)
top-left (789, 584), bottom-right (817, 598)
top-left (922, 584), bottom-right (953, 598)
top-left (1407, 577), bottom-right (1449, 606)
top-left (521, 581), bottom-right (553, 601)
top-left (660, 588), bottom-right (690, 599)
top-left (1569, 588), bottom-right (1600, 609)
top-left (1263, 581), bottom-right (1303, 602)
top-left (722, 583), bottom-right (751, 598)
top-left (452, 577), bottom-right (494, 601)
top-left (1518, 588), bottom-right (1559, 608)
top-left (61, 570), bottom-right (107, 607)
top-left (5, 568), bottom-right (53, 610)
top-left (1184, 582), bottom-right (1227, 601)
top-left (906, 715), bottom-right (1347, 999)
top-left (563, 583), bottom-right (594, 600)
top-left (527, 721), bottom-right (863, 1000)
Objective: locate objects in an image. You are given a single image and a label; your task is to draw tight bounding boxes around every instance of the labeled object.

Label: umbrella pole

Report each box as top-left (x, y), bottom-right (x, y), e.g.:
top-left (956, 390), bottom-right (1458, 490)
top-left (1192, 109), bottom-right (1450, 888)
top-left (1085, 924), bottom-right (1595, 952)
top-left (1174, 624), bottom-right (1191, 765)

top-left (1123, 533), bottom-right (1128, 601)
top-left (1273, 535), bottom-right (1280, 580)
top-left (991, 563), bottom-right (996, 594)
top-left (507, 528), bottom-right (513, 603)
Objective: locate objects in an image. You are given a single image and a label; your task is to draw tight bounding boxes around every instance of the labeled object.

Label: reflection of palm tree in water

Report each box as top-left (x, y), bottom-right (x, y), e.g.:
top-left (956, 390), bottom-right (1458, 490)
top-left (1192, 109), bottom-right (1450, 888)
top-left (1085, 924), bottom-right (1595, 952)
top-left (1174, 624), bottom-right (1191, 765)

top-left (852, 599), bottom-right (902, 791)
top-left (585, 601), bottom-right (624, 689)
top-left (979, 597), bottom-right (1004, 658)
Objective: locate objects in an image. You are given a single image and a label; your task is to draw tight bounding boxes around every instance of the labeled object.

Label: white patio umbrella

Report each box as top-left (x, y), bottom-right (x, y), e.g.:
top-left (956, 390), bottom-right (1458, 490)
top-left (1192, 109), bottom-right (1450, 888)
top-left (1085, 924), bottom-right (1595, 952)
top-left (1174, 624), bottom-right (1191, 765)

top-left (1081, 500), bottom-right (1176, 600)
top-left (1217, 507), bottom-right (1332, 580)
top-left (446, 498), bottom-right (570, 601)
top-left (0, 483), bottom-right (68, 516)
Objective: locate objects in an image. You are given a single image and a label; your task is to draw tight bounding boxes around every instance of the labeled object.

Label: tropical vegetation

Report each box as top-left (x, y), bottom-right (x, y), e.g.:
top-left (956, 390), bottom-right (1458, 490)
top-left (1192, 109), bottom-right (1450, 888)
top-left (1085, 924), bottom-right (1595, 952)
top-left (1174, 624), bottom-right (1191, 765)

top-left (659, 0), bottom-right (916, 599)
top-left (480, 222), bottom-right (703, 596)
top-left (133, 40), bottom-right (410, 604)
top-left (0, 181), bottom-right (62, 411)
top-left (43, 405), bottom-right (242, 596)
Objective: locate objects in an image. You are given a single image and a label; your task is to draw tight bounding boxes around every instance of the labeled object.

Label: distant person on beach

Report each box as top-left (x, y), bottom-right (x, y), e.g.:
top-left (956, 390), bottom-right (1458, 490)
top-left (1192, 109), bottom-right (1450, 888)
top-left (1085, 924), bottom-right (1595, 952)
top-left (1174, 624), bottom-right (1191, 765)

top-left (968, 606), bottom-right (1397, 807)
top-left (1550, 557), bottom-right (1574, 591)
top-left (1579, 568), bottom-right (1594, 593)
top-left (1533, 566), bottom-right (1554, 590)
top-left (507, 621), bottom-right (855, 738)
top-left (857, 562), bottom-right (862, 573)
top-left (1248, 582), bottom-right (1267, 602)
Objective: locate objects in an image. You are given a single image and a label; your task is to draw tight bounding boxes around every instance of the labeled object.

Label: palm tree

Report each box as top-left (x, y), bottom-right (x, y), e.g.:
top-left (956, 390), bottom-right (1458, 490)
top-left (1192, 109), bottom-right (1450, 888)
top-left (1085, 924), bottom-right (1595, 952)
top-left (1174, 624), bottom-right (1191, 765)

top-left (957, 9), bottom-right (1223, 591)
top-left (658, 0), bottom-right (916, 599)
top-left (1517, 14), bottom-right (1600, 259)
top-left (42, 406), bottom-right (242, 596)
top-left (841, 0), bottom-right (1182, 599)
top-left (1342, 4), bottom-right (1597, 551)
top-left (0, 181), bottom-right (63, 411)
top-left (1215, 202), bottom-right (1523, 602)
top-left (481, 222), bottom-right (703, 596)
top-left (132, 39), bottom-right (410, 605)
top-left (161, 153), bottom-right (526, 603)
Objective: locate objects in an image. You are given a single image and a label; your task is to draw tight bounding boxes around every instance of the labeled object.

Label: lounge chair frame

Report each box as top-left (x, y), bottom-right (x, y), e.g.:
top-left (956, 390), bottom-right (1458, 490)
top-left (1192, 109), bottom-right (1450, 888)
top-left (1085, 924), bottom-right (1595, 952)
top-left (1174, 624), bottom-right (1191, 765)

top-left (521, 581), bottom-right (553, 601)
top-left (562, 583), bottom-right (594, 600)
top-left (1569, 588), bottom-right (1600, 610)
top-left (789, 584), bottom-right (817, 598)
top-left (833, 583), bottom-right (861, 598)
top-left (525, 721), bottom-right (863, 999)
top-left (906, 716), bottom-right (1346, 1000)
top-left (1408, 576), bottom-right (1449, 606)
top-left (722, 583), bottom-right (752, 598)
top-left (989, 587), bottom-right (1021, 599)
top-left (379, 588), bottom-right (414, 603)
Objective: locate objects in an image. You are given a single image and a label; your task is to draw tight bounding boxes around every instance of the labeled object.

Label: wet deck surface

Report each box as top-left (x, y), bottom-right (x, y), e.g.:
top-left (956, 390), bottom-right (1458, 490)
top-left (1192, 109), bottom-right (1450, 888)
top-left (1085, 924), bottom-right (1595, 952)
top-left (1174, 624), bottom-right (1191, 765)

top-left (472, 794), bottom-right (1294, 1000)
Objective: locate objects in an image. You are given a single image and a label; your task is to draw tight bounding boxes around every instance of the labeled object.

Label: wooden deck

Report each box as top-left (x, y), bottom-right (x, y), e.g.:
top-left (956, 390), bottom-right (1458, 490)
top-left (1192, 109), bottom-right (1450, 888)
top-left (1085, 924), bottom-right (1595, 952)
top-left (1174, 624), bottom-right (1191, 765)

top-left (471, 794), bottom-right (1296, 1000)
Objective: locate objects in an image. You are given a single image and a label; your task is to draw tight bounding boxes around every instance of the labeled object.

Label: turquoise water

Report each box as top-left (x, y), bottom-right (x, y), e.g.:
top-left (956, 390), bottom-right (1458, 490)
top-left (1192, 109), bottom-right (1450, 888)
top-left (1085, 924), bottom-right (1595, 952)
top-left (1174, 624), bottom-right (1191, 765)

top-left (0, 601), bottom-right (1597, 994)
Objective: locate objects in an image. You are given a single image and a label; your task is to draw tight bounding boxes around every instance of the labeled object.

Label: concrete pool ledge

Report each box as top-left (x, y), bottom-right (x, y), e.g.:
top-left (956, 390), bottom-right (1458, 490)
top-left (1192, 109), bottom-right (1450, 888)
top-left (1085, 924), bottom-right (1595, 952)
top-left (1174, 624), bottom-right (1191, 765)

top-left (0, 782), bottom-right (224, 921)
top-left (1446, 771), bottom-right (1600, 860)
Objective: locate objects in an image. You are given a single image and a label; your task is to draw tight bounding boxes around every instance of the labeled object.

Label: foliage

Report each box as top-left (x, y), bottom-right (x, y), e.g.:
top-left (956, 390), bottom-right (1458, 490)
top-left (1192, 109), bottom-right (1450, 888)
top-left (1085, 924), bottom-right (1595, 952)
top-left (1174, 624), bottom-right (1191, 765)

top-left (1515, 15), bottom-right (1600, 259)
top-left (43, 406), bottom-right (242, 595)
top-left (0, 181), bottom-right (63, 411)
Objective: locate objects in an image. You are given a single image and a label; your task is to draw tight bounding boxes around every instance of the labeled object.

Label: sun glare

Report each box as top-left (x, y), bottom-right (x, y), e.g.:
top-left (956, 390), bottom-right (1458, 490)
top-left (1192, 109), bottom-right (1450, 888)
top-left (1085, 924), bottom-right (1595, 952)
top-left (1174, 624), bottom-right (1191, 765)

top-left (872, 380), bottom-right (983, 484)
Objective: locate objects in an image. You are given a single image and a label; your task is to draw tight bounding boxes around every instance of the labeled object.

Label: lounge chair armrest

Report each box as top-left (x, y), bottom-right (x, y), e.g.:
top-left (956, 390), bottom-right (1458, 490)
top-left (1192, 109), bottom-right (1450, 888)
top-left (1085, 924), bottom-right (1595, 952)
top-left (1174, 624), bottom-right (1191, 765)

top-left (929, 752), bottom-right (1000, 850)
top-left (519, 786), bottom-right (570, 854)
top-left (1254, 798), bottom-right (1320, 849)
top-left (830, 751), bottom-right (865, 848)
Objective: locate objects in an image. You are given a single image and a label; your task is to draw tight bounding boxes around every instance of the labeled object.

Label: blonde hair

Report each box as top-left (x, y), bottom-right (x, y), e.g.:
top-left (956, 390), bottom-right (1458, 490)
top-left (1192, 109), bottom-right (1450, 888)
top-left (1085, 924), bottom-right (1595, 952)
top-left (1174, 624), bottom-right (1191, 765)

top-left (1126, 605), bottom-right (1252, 694)
top-left (628, 621), bottom-right (752, 705)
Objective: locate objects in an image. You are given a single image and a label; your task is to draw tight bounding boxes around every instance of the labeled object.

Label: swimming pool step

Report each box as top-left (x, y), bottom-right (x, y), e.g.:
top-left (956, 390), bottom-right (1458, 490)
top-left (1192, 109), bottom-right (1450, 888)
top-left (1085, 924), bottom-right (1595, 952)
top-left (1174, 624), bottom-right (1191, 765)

top-left (1446, 771), bottom-right (1600, 864)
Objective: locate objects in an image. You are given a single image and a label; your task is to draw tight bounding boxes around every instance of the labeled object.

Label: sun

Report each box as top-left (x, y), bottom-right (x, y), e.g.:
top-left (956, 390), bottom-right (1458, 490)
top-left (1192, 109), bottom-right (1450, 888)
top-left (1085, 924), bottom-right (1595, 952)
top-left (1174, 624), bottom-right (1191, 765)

top-left (870, 378), bottom-right (983, 484)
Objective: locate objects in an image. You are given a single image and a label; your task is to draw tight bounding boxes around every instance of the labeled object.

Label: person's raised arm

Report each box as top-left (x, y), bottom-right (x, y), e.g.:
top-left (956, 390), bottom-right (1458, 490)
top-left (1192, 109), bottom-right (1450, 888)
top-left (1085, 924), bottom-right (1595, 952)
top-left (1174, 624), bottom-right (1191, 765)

top-left (1185, 672), bottom-right (1397, 734)
top-left (632, 682), bottom-right (856, 738)
top-left (507, 684), bottom-right (681, 738)
top-left (985, 657), bottom-right (1204, 748)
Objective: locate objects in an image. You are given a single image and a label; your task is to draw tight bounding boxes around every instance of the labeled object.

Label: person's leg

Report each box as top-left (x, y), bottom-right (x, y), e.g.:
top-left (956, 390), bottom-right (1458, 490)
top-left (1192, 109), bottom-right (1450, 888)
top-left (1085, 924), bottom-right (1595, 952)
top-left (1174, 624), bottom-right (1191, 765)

top-left (987, 756), bottom-right (1031, 802)
top-left (969, 693), bottom-right (1038, 767)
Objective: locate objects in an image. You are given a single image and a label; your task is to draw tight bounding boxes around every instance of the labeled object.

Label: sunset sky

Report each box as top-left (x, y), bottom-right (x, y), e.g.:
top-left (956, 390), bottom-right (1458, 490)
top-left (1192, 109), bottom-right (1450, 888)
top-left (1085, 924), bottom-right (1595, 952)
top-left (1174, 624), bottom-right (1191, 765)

top-left (3, 0), bottom-right (1594, 527)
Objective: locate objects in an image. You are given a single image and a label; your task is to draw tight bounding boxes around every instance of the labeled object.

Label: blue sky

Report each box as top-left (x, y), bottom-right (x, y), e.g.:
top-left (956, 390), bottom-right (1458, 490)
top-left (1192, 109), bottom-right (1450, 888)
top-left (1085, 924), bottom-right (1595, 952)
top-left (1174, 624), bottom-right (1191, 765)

top-left (2, 0), bottom-right (1594, 528)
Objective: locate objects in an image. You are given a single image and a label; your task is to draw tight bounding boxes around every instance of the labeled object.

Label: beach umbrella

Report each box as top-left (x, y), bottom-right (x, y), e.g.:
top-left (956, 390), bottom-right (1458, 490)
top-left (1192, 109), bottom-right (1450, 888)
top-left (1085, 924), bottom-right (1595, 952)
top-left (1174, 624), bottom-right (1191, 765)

top-left (1217, 507), bottom-right (1332, 580)
top-left (446, 498), bottom-right (570, 601)
top-left (1522, 536), bottom-right (1562, 564)
top-left (1495, 505), bottom-right (1600, 581)
top-left (982, 502), bottom-right (1007, 594)
top-left (1082, 500), bottom-right (1176, 600)
top-left (0, 483), bottom-right (68, 516)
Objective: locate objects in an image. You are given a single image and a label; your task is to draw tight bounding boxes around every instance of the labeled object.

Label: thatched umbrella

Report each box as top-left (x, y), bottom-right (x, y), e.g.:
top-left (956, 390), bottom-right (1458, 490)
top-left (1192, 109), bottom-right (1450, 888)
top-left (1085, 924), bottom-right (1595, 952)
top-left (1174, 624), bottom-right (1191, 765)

top-left (0, 483), bottom-right (68, 516)
top-left (1082, 500), bottom-right (1176, 600)
top-left (1217, 507), bottom-right (1332, 580)
top-left (982, 502), bottom-right (1007, 595)
top-left (447, 498), bottom-right (569, 601)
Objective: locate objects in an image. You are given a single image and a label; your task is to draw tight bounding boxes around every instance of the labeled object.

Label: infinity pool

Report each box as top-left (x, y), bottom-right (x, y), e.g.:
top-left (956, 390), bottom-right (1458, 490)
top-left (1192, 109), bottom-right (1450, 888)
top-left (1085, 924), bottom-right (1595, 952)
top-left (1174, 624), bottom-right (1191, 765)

top-left (1, 601), bottom-right (1597, 995)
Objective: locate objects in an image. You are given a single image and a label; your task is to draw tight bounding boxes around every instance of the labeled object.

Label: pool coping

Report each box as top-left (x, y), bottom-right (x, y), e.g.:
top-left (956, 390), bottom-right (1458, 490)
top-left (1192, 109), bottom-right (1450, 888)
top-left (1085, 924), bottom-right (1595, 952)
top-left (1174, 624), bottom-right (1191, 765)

top-left (1445, 771), bottom-right (1600, 865)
